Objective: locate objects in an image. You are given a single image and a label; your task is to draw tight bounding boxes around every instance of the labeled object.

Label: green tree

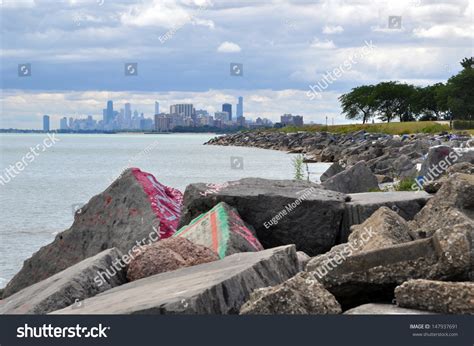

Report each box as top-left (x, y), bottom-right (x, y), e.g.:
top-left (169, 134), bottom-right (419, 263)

top-left (339, 85), bottom-right (377, 124)
top-left (411, 83), bottom-right (448, 120)
top-left (460, 57), bottom-right (474, 69)
top-left (372, 82), bottom-right (416, 122)
top-left (442, 58), bottom-right (474, 121)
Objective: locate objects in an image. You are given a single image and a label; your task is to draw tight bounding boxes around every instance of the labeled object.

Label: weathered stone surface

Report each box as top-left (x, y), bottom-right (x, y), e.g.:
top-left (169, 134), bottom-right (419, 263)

top-left (447, 162), bottom-right (474, 175)
top-left (307, 207), bottom-right (412, 275)
top-left (126, 238), bottom-right (218, 282)
top-left (419, 145), bottom-right (454, 177)
top-left (344, 303), bottom-right (435, 315)
top-left (323, 161), bottom-right (378, 194)
top-left (395, 279), bottom-right (474, 314)
top-left (409, 173), bottom-right (474, 239)
top-left (179, 178), bottom-right (348, 256)
top-left (307, 227), bottom-right (471, 308)
top-left (341, 191), bottom-right (431, 241)
top-left (297, 251), bottom-right (311, 271)
top-left (3, 168), bottom-right (183, 298)
top-left (0, 249), bottom-right (125, 314)
top-left (392, 154), bottom-right (417, 178)
top-left (52, 245), bottom-right (299, 314)
top-left (239, 272), bottom-right (341, 315)
top-left (320, 162), bottom-right (344, 182)
top-left (173, 202), bottom-right (263, 259)
top-left (348, 207), bottom-right (412, 253)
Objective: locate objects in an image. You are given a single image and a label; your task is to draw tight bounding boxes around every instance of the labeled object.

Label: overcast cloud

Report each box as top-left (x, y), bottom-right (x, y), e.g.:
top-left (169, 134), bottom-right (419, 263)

top-left (0, 0), bottom-right (472, 128)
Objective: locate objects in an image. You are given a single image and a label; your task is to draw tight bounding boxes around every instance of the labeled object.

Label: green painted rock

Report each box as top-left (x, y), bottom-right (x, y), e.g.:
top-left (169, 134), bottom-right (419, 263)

top-left (174, 202), bottom-right (263, 258)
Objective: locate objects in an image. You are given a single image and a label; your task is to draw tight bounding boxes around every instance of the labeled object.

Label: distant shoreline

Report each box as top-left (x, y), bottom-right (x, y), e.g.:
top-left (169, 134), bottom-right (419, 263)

top-left (0, 130), bottom-right (226, 135)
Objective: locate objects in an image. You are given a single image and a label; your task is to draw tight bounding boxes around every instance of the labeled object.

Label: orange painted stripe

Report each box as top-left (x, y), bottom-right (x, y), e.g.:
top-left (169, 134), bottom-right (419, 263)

top-left (210, 211), bottom-right (219, 252)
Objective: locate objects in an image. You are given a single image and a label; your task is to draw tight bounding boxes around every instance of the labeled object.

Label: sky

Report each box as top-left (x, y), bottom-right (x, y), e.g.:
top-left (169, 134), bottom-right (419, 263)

top-left (0, 0), bottom-right (472, 129)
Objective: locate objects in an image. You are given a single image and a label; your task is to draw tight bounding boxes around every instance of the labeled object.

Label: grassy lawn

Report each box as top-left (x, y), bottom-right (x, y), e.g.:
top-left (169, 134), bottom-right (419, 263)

top-left (271, 121), bottom-right (455, 135)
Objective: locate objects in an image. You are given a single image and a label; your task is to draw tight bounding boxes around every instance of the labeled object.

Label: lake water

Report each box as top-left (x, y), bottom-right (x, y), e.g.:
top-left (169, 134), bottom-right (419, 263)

top-left (0, 133), bottom-right (330, 288)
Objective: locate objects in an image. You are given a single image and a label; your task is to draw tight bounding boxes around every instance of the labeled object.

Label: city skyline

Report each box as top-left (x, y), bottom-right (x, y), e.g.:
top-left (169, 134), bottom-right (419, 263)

top-left (50, 95), bottom-right (278, 132)
top-left (1, 0), bottom-right (471, 128)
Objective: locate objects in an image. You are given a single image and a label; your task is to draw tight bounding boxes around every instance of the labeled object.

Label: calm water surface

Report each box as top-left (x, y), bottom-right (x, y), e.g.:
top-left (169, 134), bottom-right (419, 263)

top-left (0, 133), bottom-right (330, 287)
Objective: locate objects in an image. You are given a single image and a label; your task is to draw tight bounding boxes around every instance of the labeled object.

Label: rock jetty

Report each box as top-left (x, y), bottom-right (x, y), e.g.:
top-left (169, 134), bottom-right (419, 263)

top-left (205, 130), bottom-right (473, 180)
top-left (0, 130), bottom-right (473, 315)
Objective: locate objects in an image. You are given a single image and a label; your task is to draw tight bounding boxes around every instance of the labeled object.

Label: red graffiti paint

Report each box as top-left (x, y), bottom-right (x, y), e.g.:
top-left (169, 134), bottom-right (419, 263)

top-left (132, 168), bottom-right (183, 239)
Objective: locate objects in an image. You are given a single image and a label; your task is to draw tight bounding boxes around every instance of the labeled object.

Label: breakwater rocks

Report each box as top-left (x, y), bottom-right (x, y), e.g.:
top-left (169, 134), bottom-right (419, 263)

top-left (0, 164), bottom-right (473, 315)
top-left (206, 131), bottom-right (473, 180)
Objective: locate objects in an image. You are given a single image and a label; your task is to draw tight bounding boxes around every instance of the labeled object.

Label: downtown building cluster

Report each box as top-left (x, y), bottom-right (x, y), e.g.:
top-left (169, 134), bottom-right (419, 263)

top-left (49, 97), bottom-right (304, 133)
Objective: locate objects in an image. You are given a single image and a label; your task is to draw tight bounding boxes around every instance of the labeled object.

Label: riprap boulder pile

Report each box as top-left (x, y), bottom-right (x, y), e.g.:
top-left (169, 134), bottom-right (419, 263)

top-left (2, 168), bottom-right (183, 298)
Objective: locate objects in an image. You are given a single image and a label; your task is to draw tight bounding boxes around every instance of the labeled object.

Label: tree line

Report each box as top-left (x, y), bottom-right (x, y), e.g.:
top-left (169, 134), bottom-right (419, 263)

top-left (339, 57), bottom-right (474, 123)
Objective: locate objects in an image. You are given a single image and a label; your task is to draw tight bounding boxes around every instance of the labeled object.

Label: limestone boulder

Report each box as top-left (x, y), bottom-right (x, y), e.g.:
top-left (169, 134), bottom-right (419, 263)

top-left (0, 249), bottom-right (126, 314)
top-left (322, 161), bottom-right (378, 194)
top-left (409, 173), bottom-right (474, 239)
top-left (307, 226), bottom-right (471, 308)
top-left (2, 168), bottom-right (183, 298)
top-left (320, 162), bottom-right (344, 182)
top-left (240, 272), bottom-right (341, 315)
top-left (341, 191), bottom-right (431, 241)
top-left (52, 245), bottom-right (299, 314)
top-left (395, 279), bottom-right (474, 314)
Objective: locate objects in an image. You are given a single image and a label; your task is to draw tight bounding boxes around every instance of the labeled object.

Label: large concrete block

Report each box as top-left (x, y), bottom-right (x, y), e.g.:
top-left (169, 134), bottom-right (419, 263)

top-left (52, 245), bottom-right (299, 314)
top-left (341, 191), bottom-right (431, 241)
top-left (0, 248), bottom-right (125, 314)
top-left (307, 227), bottom-right (471, 309)
top-left (179, 178), bottom-right (348, 256)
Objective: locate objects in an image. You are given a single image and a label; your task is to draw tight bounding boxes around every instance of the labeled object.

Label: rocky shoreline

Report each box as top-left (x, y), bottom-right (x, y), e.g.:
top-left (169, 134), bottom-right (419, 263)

top-left (0, 131), bottom-right (473, 315)
top-left (206, 130), bottom-right (473, 182)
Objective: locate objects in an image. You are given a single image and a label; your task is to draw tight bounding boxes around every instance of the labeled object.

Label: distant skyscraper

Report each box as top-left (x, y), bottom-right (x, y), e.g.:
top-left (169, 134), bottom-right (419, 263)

top-left (43, 115), bottom-right (50, 132)
top-left (222, 103), bottom-right (232, 121)
top-left (155, 101), bottom-right (160, 115)
top-left (106, 100), bottom-right (114, 124)
top-left (170, 104), bottom-right (194, 117)
top-left (280, 114), bottom-right (304, 126)
top-left (60, 117), bottom-right (68, 130)
top-left (155, 114), bottom-right (171, 132)
top-left (236, 96), bottom-right (243, 118)
top-left (124, 103), bottom-right (132, 128)
top-left (215, 112), bottom-right (230, 123)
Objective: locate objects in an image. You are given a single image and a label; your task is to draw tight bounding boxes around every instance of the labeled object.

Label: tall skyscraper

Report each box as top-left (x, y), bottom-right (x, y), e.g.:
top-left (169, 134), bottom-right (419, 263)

top-left (60, 117), bottom-right (68, 130)
top-left (154, 101), bottom-right (160, 115)
top-left (236, 96), bottom-right (243, 118)
top-left (124, 103), bottom-right (132, 128)
top-left (106, 100), bottom-right (114, 124)
top-left (43, 115), bottom-right (50, 132)
top-left (222, 103), bottom-right (232, 121)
